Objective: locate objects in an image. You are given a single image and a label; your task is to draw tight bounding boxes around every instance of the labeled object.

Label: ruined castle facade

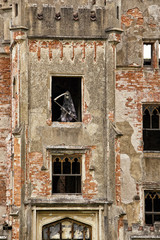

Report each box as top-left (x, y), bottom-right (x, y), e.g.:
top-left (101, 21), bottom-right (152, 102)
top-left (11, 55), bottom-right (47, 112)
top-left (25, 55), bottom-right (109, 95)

top-left (1, 0), bottom-right (160, 239)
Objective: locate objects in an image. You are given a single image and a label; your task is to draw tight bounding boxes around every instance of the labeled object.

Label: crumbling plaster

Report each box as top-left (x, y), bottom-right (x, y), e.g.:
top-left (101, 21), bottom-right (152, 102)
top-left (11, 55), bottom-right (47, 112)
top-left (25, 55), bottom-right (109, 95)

top-left (117, 0), bottom-right (160, 66)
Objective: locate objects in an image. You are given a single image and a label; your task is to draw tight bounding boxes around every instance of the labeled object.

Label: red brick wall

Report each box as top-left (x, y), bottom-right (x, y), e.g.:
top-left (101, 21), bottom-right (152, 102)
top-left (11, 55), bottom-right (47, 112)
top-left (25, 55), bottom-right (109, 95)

top-left (83, 149), bottom-right (98, 199)
top-left (0, 55), bottom-right (11, 220)
top-left (29, 152), bottom-right (51, 197)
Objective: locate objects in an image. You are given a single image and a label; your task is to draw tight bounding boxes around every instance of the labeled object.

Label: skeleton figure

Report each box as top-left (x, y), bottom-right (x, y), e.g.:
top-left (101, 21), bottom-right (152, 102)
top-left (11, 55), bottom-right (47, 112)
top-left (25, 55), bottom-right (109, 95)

top-left (54, 91), bottom-right (77, 122)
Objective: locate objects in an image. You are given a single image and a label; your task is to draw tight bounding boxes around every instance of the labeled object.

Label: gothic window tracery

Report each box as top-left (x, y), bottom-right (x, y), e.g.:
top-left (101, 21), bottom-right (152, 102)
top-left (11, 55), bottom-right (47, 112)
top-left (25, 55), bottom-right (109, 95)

top-left (143, 105), bottom-right (160, 151)
top-left (145, 191), bottom-right (160, 225)
top-left (52, 155), bottom-right (81, 194)
top-left (42, 218), bottom-right (92, 240)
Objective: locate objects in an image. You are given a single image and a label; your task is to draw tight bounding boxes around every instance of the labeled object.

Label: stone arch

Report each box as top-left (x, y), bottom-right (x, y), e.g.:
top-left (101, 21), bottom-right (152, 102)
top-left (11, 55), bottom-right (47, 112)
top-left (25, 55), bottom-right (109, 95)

top-left (42, 217), bottom-right (92, 240)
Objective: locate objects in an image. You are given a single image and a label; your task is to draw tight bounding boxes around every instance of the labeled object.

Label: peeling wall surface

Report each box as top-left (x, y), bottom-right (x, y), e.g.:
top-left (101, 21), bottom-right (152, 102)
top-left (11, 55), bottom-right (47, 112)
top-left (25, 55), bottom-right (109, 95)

top-left (116, 0), bottom-right (160, 239)
top-left (1, 0), bottom-right (160, 239)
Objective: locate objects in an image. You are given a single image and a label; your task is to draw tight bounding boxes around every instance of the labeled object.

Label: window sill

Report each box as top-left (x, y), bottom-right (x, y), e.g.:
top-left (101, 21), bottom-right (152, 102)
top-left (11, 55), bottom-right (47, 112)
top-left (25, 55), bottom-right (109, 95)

top-left (143, 152), bottom-right (160, 159)
top-left (143, 66), bottom-right (154, 71)
top-left (51, 193), bottom-right (82, 196)
top-left (51, 122), bottom-right (83, 128)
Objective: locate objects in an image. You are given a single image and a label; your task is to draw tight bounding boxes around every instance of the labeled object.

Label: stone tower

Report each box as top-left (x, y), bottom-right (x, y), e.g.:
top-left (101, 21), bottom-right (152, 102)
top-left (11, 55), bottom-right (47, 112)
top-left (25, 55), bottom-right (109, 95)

top-left (1, 0), bottom-right (160, 240)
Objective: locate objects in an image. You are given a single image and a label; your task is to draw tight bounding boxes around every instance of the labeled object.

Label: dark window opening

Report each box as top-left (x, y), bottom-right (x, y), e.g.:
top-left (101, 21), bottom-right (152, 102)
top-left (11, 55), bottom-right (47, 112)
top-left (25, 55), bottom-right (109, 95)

top-left (117, 6), bottom-right (119, 20)
top-left (143, 105), bottom-right (160, 151)
top-left (143, 43), bottom-right (152, 66)
top-left (15, 3), bottom-right (18, 17)
top-left (52, 76), bottom-right (81, 122)
top-left (145, 191), bottom-right (160, 225)
top-left (13, 77), bottom-right (17, 98)
top-left (42, 218), bottom-right (92, 240)
top-left (52, 155), bottom-right (81, 194)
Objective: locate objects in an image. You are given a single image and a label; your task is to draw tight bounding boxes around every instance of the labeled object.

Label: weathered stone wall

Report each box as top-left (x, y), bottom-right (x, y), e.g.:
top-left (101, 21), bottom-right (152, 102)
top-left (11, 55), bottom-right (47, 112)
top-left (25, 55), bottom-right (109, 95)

top-left (27, 38), bottom-right (105, 200)
top-left (116, 0), bottom-right (160, 238)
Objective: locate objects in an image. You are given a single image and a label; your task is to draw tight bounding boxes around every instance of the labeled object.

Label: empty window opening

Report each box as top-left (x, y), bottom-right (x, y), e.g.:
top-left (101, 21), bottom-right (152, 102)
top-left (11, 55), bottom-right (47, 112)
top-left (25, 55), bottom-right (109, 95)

top-left (13, 77), bottom-right (17, 98)
top-left (117, 6), bottom-right (119, 20)
top-left (52, 76), bottom-right (81, 122)
top-left (52, 155), bottom-right (81, 194)
top-left (143, 43), bottom-right (152, 66)
top-left (145, 191), bottom-right (160, 225)
top-left (143, 104), bottom-right (160, 151)
top-left (15, 3), bottom-right (18, 17)
top-left (42, 218), bottom-right (92, 240)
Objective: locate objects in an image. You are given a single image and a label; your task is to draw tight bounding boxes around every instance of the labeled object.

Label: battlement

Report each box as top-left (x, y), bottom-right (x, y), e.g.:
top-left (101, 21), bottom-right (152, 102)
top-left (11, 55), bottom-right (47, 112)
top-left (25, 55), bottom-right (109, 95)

top-left (28, 6), bottom-right (104, 38)
top-left (11, 4), bottom-right (120, 38)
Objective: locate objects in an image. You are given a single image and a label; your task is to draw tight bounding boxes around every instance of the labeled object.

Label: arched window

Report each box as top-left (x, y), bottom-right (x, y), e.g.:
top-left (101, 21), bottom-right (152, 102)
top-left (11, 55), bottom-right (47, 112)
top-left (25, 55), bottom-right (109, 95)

top-left (143, 105), bottom-right (160, 151)
top-left (145, 191), bottom-right (160, 225)
top-left (42, 218), bottom-right (92, 240)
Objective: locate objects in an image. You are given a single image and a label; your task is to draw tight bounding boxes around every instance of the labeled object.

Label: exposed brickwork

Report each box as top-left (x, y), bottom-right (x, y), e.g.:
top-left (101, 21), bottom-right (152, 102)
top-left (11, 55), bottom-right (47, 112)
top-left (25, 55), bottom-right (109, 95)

top-left (12, 31), bottom-right (25, 41)
top-left (29, 152), bottom-right (51, 197)
top-left (12, 218), bottom-right (20, 240)
top-left (116, 69), bottom-right (160, 152)
top-left (83, 149), bottom-right (98, 199)
top-left (29, 39), bottom-right (104, 62)
top-left (118, 217), bottom-right (124, 239)
top-left (0, 55), bottom-right (11, 215)
top-left (121, 7), bottom-right (144, 27)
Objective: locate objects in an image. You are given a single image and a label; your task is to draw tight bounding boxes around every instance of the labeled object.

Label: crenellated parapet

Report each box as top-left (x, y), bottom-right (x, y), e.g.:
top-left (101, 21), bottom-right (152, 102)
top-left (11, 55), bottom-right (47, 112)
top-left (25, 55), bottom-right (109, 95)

top-left (9, 2), bottom-right (121, 38)
top-left (28, 6), bottom-right (106, 38)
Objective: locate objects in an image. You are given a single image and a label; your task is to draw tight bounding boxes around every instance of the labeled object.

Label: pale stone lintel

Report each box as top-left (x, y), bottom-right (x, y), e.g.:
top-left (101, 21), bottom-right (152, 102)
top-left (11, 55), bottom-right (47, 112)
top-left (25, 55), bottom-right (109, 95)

top-left (46, 145), bottom-right (89, 153)
top-left (32, 206), bottom-right (104, 211)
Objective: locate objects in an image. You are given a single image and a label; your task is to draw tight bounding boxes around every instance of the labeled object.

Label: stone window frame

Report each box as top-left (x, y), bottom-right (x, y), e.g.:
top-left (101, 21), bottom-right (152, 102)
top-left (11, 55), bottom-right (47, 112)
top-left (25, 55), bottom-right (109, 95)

top-left (142, 39), bottom-right (159, 69)
top-left (144, 190), bottom-right (160, 226)
top-left (143, 43), bottom-right (153, 66)
top-left (140, 185), bottom-right (160, 226)
top-left (45, 146), bottom-right (87, 196)
top-left (142, 103), bottom-right (160, 152)
top-left (47, 74), bottom-right (84, 126)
